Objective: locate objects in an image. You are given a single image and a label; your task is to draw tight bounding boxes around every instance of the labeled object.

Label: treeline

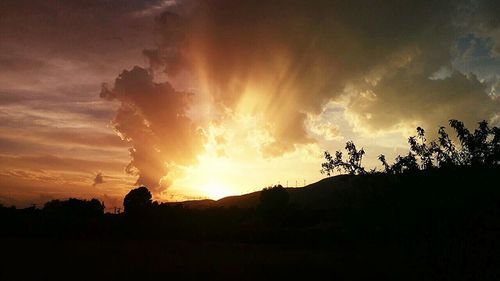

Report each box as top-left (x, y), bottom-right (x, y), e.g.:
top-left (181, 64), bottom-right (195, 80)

top-left (0, 184), bottom-right (321, 241)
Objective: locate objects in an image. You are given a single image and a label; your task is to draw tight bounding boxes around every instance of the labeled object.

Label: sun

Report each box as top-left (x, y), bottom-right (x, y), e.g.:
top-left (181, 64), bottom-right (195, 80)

top-left (201, 181), bottom-right (231, 200)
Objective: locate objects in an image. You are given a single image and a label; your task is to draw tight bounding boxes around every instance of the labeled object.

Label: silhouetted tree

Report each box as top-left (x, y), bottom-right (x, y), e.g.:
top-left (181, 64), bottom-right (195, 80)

top-left (435, 126), bottom-right (459, 167)
top-left (408, 127), bottom-right (438, 170)
top-left (378, 154), bottom-right (392, 173)
top-left (321, 141), bottom-right (366, 176)
top-left (123, 186), bottom-right (152, 215)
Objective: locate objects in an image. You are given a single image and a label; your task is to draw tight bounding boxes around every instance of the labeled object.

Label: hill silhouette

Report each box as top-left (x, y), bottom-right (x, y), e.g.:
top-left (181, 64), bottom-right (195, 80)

top-left (170, 175), bottom-right (371, 209)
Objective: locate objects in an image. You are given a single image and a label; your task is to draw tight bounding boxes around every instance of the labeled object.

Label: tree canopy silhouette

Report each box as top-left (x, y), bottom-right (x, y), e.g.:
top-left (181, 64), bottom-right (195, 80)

top-left (322, 119), bottom-right (500, 176)
top-left (385, 119), bottom-right (500, 172)
top-left (321, 141), bottom-right (366, 176)
top-left (123, 186), bottom-right (152, 215)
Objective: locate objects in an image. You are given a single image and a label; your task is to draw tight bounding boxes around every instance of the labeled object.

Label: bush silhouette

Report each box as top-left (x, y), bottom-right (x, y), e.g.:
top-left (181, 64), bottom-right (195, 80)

top-left (257, 185), bottom-right (289, 218)
top-left (123, 186), bottom-right (152, 215)
top-left (43, 198), bottom-right (104, 217)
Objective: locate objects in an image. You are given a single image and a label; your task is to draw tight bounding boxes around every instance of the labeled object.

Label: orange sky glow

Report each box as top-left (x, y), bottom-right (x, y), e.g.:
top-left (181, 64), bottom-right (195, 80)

top-left (0, 0), bottom-right (499, 210)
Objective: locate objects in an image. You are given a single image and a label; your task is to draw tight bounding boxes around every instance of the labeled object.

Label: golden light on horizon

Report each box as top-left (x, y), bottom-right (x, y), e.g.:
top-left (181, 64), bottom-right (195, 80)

top-left (166, 112), bottom-right (325, 201)
top-left (166, 122), bottom-right (238, 200)
top-left (200, 181), bottom-right (232, 200)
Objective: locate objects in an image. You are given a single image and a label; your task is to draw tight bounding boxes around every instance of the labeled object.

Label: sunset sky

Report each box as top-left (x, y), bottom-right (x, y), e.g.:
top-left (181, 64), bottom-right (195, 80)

top-left (0, 0), bottom-right (499, 209)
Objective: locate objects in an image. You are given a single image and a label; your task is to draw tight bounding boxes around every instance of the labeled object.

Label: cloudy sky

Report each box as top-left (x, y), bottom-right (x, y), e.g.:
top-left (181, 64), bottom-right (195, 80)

top-left (0, 0), bottom-right (499, 208)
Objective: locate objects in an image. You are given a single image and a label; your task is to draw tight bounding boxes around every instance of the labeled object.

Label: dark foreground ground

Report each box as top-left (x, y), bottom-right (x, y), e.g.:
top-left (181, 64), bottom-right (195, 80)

top-left (2, 224), bottom-right (499, 281)
top-left (1, 238), bottom-right (433, 281)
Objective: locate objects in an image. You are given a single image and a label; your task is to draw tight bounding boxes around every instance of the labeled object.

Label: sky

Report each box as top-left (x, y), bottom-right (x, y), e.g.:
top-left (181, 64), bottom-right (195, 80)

top-left (0, 0), bottom-right (499, 209)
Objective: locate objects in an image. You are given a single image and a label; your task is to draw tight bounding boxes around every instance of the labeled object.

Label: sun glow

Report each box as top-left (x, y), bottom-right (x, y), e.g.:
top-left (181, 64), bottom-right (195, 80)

top-left (167, 115), bottom-right (270, 200)
top-left (166, 122), bottom-right (238, 200)
top-left (168, 88), bottom-right (323, 201)
top-left (200, 181), bottom-right (232, 200)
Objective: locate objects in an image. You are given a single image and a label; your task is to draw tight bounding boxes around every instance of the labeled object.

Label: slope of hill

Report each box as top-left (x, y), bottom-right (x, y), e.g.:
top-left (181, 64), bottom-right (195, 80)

top-left (168, 176), bottom-right (352, 209)
top-left (173, 174), bottom-right (374, 209)
top-left (172, 166), bottom-right (500, 215)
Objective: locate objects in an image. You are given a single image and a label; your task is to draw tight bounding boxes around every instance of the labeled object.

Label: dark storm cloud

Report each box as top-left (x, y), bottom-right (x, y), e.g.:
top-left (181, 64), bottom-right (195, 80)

top-left (148, 0), bottom-right (498, 136)
top-left (348, 71), bottom-right (499, 133)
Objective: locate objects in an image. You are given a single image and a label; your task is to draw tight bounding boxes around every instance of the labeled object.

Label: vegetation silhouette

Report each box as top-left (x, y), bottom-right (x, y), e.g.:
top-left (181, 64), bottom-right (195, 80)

top-left (321, 141), bottom-right (366, 176)
top-left (123, 186), bottom-right (152, 215)
top-left (258, 185), bottom-right (289, 212)
top-left (257, 184), bottom-right (290, 222)
top-left (322, 119), bottom-right (500, 175)
top-left (1, 119), bottom-right (499, 280)
top-left (44, 198), bottom-right (104, 217)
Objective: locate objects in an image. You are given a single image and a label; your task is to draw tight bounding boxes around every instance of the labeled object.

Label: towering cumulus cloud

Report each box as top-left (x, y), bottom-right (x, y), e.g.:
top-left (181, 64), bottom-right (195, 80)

top-left (101, 67), bottom-right (204, 193)
top-left (103, 0), bottom-right (500, 193)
